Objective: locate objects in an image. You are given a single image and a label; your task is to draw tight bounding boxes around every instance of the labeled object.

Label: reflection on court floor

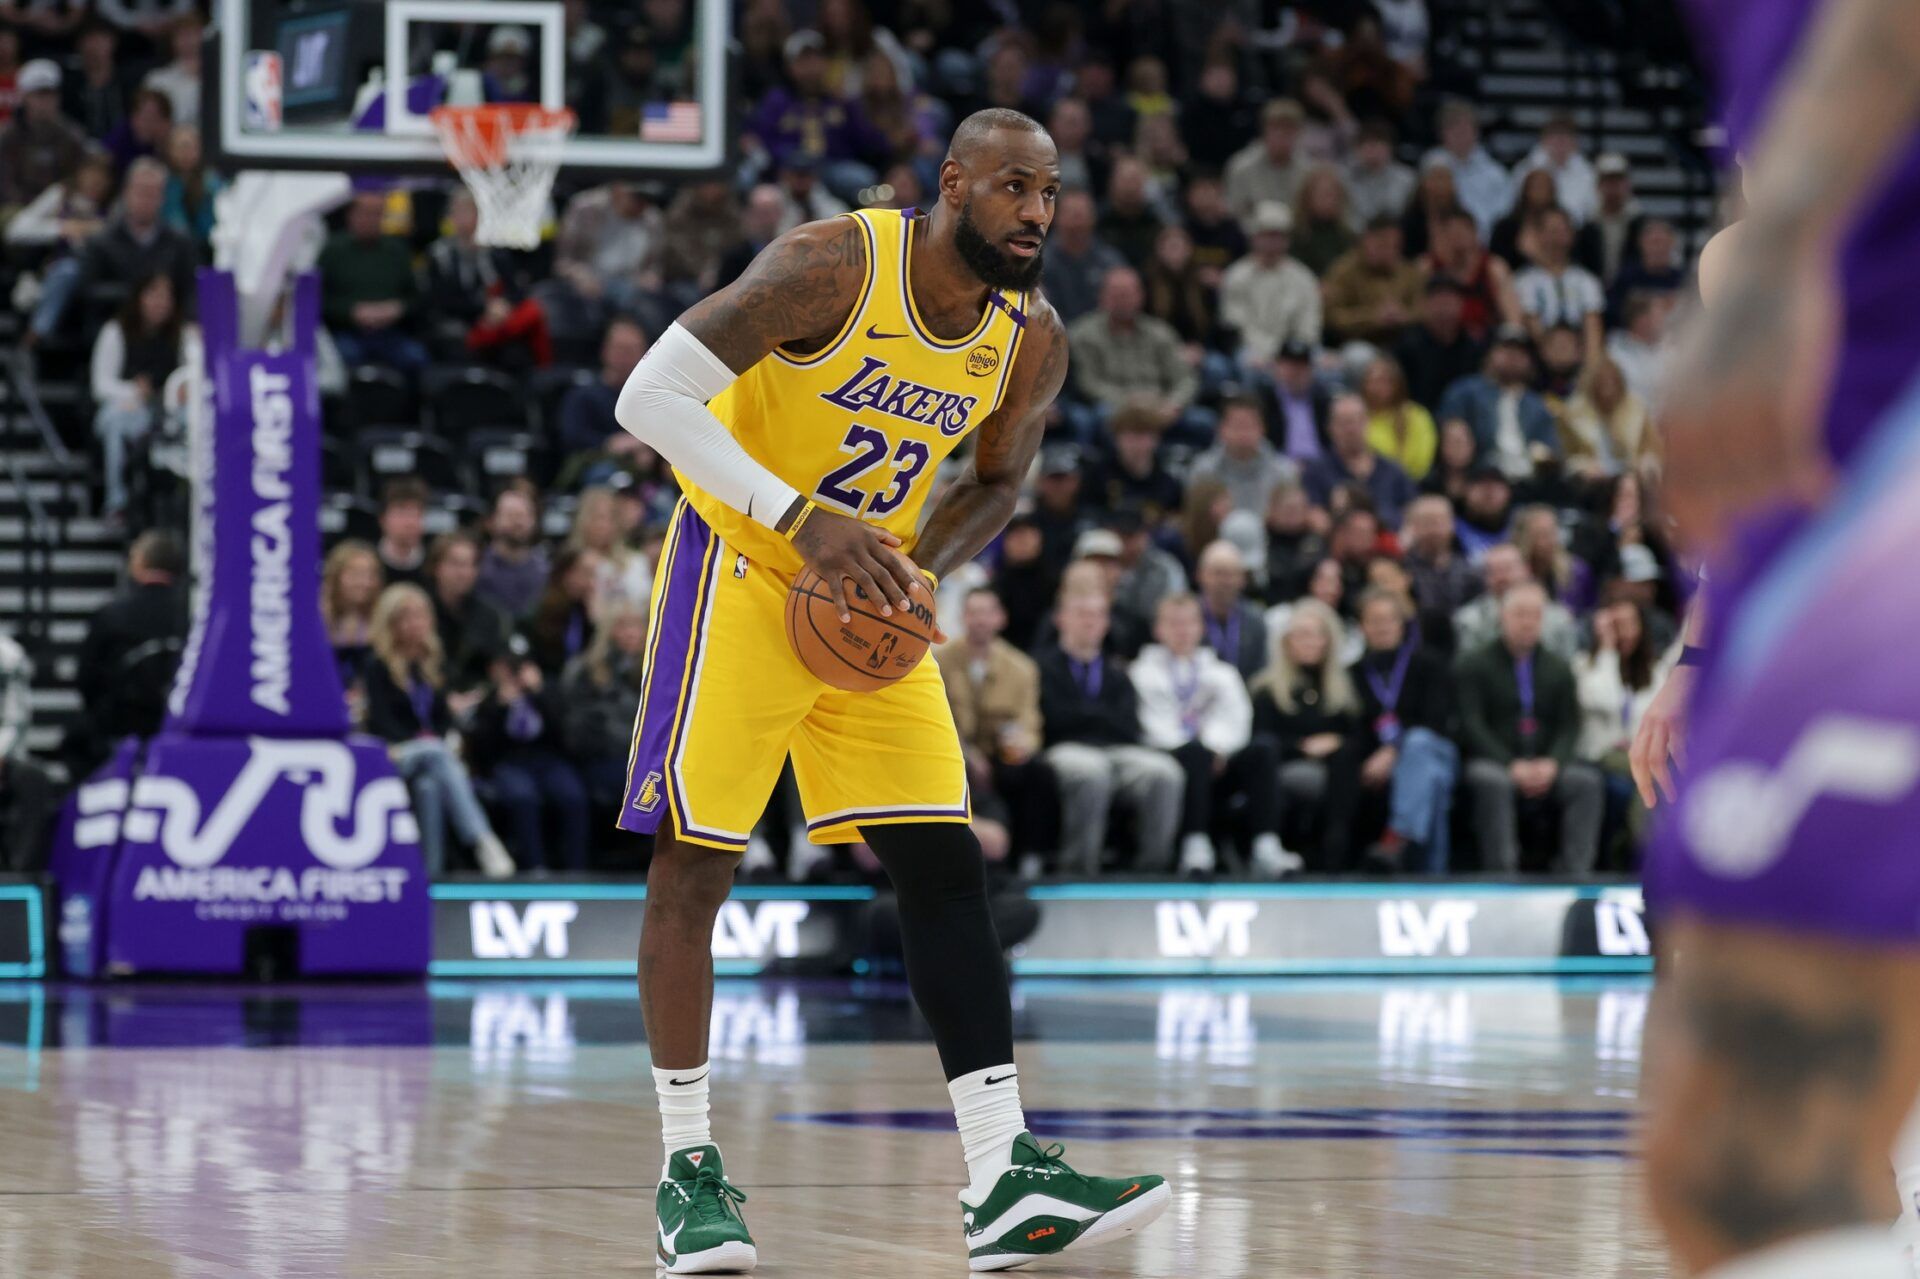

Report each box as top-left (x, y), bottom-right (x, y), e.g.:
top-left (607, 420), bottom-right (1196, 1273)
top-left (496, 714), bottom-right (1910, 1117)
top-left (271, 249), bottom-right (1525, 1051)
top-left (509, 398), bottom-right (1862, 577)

top-left (0, 978), bottom-right (1662, 1277)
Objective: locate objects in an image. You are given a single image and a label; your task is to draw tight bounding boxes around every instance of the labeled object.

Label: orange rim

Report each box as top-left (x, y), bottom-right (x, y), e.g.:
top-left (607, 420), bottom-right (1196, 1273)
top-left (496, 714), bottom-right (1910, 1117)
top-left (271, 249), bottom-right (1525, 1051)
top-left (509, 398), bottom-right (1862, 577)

top-left (430, 104), bottom-right (576, 169)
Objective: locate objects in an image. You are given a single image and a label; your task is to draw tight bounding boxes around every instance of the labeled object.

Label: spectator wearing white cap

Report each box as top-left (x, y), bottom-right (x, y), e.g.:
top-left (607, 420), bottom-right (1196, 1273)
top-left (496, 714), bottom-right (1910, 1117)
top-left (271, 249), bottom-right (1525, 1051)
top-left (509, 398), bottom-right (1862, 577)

top-left (1220, 200), bottom-right (1322, 364)
top-left (1510, 113), bottom-right (1599, 225)
top-left (1574, 153), bottom-right (1646, 285)
top-left (0, 59), bottom-right (89, 212)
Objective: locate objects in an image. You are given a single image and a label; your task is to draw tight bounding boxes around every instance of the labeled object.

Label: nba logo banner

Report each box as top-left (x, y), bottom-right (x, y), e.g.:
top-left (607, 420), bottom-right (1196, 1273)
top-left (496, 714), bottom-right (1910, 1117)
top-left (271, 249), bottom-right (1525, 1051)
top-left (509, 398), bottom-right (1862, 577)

top-left (244, 51), bottom-right (283, 132)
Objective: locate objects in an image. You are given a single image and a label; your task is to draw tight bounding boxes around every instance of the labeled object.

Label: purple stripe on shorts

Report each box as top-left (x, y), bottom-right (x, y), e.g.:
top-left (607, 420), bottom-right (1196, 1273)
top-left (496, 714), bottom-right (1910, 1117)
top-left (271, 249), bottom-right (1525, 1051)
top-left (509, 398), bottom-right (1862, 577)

top-left (667, 543), bottom-right (738, 846)
top-left (617, 504), bottom-right (712, 835)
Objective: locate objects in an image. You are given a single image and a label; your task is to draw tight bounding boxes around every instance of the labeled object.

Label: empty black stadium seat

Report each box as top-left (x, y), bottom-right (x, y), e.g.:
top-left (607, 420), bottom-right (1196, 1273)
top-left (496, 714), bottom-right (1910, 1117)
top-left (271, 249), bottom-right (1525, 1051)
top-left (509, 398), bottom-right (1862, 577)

top-left (423, 364), bottom-right (527, 437)
top-left (347, 365), bottom-right (416, 429)
top-left (465, 428), bottom-right (556, 495)
top-left (356, 427), bottom-right (465, 498)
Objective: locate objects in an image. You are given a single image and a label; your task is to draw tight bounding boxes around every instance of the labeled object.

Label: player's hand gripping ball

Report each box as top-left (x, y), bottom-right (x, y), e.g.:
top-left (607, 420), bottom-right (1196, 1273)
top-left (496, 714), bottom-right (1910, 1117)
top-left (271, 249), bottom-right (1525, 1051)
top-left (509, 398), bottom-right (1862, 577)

top-left (787, 570), bottom-right (937, 691)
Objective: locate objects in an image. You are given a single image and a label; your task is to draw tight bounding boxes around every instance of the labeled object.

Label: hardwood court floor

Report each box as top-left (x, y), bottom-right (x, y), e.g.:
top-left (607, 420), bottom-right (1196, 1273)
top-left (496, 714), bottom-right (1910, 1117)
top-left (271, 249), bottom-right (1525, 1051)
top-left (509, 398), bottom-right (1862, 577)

top-left (0, 978), bottom-right (1664, 1277)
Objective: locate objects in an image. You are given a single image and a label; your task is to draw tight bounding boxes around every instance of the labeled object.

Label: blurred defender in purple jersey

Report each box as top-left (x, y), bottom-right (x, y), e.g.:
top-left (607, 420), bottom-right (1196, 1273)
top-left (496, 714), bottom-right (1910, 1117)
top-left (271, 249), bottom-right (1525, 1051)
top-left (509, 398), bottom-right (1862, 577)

top-left (1638, 2), bottom-right (1920, 1278)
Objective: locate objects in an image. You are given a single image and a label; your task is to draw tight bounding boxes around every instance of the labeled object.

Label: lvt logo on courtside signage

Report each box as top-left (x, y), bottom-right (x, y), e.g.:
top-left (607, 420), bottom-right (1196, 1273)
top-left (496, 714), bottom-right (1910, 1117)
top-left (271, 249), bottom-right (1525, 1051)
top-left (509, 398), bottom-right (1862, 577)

top-left (1155, 901), bottom-right (1259, 959)
top-left (1377, 900), bottom-right (1478, 958)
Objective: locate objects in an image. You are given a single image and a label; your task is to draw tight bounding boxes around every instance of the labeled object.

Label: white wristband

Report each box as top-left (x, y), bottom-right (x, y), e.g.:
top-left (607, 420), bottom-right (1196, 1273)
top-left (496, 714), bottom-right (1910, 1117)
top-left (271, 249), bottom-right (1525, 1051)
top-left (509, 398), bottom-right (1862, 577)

top-left (614, 322), bottom-right (802, 532)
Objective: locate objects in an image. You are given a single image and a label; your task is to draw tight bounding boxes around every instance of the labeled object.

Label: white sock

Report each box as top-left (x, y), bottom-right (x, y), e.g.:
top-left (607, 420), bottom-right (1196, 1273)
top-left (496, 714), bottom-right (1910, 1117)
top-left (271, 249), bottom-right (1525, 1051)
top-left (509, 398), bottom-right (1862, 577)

top-left (949, 1063), bottom-right (1028, 1198)
top-left (653, 1063), bottom-right (713, 1179)
top-left (1894, 1097), bottom-right (1920, 1224)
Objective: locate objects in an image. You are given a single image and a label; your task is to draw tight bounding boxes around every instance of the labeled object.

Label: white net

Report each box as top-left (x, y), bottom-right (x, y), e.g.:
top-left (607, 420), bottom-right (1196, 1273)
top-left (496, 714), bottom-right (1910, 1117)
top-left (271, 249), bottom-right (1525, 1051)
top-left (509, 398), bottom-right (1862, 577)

top-left (431, 106), bottom-right (575, 250)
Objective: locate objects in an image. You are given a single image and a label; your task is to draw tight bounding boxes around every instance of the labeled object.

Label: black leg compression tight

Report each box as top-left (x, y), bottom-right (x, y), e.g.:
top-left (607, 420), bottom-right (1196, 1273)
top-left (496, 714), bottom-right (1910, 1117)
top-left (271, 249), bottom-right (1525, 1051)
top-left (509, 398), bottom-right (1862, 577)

top-left (862, 822), bottom-right (1014, 1081)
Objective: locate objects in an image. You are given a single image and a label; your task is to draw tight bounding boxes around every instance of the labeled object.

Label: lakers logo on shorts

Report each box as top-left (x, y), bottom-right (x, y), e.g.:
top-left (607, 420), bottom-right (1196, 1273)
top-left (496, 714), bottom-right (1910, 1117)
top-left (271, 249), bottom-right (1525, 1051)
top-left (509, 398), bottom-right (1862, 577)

top-left (634, 770), bottom-right (664, 813)
top-left (966, 344), bottom-right (1000, 377)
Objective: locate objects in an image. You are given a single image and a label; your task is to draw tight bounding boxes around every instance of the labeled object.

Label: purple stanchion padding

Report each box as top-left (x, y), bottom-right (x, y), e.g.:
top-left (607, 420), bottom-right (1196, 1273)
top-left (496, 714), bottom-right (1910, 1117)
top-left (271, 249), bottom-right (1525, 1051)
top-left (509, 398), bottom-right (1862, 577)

top-left (169, 270), bottom-right (348, 738)
top-left (47, 270), bottom-right (431, 978)
top-left (43, 739), bottom-right (143, 979)
top-left (103, 736), bottom-right (429, 976)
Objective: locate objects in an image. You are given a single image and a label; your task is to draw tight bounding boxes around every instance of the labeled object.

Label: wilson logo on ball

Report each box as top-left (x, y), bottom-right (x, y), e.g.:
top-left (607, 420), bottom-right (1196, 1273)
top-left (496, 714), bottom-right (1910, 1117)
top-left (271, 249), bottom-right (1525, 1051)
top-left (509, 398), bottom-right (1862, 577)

top-left (786, 567), bottom-right (936, 692)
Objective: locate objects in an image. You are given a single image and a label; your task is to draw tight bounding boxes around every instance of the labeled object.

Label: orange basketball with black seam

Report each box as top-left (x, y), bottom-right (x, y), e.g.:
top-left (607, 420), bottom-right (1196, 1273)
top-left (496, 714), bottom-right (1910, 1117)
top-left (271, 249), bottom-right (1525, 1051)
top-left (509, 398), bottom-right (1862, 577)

top-left (786, 569), bottom-right (936, 691)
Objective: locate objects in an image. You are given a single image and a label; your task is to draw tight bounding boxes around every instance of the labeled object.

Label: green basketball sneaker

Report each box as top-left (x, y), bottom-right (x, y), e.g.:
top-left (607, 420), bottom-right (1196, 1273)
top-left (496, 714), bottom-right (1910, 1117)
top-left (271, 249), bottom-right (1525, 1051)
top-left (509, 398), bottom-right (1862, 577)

top-left (959, 1133), bottom-right (1170, 1272)
top-left (655, 1145), bottom-right (756, 1274)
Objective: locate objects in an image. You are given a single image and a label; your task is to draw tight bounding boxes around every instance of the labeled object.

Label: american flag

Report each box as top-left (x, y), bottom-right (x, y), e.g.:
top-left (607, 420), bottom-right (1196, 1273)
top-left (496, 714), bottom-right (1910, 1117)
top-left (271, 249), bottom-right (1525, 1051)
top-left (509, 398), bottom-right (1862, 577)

top-left (640, 102), bottom-right (703, 143)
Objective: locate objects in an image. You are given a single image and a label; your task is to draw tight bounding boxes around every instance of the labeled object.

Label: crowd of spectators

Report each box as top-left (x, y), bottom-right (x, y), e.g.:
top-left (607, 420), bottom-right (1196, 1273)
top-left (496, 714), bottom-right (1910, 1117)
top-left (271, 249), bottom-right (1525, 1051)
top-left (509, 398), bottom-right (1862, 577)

top-left (2, 1), bottom-right (1698, 881)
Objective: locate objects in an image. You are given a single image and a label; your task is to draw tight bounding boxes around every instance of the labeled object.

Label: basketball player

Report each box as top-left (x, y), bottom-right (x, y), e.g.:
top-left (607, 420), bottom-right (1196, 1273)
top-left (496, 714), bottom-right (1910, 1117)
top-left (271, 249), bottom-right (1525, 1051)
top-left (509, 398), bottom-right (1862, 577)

top-left (611, 110), bottom-right (1168, 1274)
top-left (1640, 2), bottom-right (1920, 1276)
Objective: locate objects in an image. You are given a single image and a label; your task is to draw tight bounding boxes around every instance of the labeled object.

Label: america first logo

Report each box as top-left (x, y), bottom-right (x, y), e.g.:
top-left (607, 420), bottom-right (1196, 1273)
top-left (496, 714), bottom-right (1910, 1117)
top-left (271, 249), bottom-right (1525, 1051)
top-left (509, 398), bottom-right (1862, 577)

top-left (965, 344), bottom-right (1000, 377)
top-left (819, 355), bottom-right (980, 436)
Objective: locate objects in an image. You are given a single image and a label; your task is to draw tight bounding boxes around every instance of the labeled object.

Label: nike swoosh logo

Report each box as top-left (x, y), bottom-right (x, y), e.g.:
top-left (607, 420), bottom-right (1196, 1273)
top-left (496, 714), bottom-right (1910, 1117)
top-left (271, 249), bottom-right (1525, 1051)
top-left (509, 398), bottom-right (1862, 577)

top-left (1116, 1182), bottom-right (1141, 1201)
top-left (865, 325), bottom-right (907, 340)
top-left (659, 1220), bottom-right (683, 1258)
top-left (984, 1072), bottom-right (1017, 1086)
top-left (669, 1070), bottom-right (709, 1086)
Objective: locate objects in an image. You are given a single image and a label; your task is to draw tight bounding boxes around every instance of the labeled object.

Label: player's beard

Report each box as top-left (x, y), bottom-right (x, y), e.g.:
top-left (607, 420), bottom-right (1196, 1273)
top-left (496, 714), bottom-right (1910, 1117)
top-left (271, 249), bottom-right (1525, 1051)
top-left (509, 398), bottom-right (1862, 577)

top-left (954, 198), bottom-right (1045, 291)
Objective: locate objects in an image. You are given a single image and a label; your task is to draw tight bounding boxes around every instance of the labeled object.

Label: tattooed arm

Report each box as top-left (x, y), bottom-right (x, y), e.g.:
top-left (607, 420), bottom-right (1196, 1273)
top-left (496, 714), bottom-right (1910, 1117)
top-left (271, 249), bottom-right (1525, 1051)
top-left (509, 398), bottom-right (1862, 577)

top-left (677, 216), bottom-right (867, 375)
top-left (912, 300), bottom-right (1070, 581)
top-left (1662, 0), bottom-right (1920, 542)
top-left (618, 217), bottom-right (925, 618)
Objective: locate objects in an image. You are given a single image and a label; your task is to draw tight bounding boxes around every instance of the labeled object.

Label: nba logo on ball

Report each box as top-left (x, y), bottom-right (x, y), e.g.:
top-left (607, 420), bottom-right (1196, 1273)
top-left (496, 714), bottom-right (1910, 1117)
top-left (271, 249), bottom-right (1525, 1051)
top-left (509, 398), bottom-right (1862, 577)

top-left (634, 771), bottom-right (663, 813)
top-left (244, 51), bottom-right (284, 131)
top-left (966, 344), bottom-right (1000, 376)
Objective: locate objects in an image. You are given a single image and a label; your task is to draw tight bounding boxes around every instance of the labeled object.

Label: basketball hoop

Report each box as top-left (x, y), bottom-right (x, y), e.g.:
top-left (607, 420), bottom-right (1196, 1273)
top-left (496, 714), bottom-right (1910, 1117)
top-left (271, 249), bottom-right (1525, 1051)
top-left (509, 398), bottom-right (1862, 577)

top-left (431, 104), bottom-right (576, 249)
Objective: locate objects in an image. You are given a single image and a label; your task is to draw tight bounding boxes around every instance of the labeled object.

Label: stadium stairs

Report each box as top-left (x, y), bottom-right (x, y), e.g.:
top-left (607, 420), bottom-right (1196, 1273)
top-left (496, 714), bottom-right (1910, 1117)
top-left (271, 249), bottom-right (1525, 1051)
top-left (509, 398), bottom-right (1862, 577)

top-left (1429, 0), bottom-right (1719, 249)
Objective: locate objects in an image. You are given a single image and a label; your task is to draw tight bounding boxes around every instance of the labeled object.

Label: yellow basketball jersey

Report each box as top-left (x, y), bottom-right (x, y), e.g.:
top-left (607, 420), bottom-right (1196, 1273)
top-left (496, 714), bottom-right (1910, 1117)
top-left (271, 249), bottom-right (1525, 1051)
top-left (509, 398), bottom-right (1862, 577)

top-left (682, 207), bottom-right (1031, 574)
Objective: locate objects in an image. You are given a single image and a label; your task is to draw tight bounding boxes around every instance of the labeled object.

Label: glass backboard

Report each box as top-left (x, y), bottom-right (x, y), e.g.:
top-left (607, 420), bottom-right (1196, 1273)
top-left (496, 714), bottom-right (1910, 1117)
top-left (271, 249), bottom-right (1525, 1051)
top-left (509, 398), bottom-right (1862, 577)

top-left (208, 0), bottom-right (729, 175)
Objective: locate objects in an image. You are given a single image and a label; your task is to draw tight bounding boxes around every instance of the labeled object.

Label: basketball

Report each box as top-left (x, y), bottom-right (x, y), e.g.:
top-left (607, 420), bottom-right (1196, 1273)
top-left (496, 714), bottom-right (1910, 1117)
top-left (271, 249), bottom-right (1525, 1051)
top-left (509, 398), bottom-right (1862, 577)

top-left (786, 568), bottom-right (936, 691)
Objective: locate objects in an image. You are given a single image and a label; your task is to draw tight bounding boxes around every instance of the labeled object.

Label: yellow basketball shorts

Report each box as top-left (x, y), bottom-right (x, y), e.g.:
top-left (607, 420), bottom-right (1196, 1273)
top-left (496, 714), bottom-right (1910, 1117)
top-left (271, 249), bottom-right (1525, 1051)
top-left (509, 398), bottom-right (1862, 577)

top-left (617, 499), bottom-right (969, 850)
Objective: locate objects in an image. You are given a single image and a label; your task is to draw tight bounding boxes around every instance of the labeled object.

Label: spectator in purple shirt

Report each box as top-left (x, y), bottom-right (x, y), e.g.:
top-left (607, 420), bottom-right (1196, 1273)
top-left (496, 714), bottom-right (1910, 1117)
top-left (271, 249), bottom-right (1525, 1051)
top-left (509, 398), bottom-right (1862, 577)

top-left (1302, 393), bottom-right (1417, 526)
top-left (475, 481), bottom-right (552, 621)
top-left (745, 29), bottom-right (891, 203)
top-left (1265, 339), bottom-right (1332, 462)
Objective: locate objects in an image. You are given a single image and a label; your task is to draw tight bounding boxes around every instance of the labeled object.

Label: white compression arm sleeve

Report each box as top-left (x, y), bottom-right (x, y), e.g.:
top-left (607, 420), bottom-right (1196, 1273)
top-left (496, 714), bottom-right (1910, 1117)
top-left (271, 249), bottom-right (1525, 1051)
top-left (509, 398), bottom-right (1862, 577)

top-left (614, 322), bottom-right (802, 532)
